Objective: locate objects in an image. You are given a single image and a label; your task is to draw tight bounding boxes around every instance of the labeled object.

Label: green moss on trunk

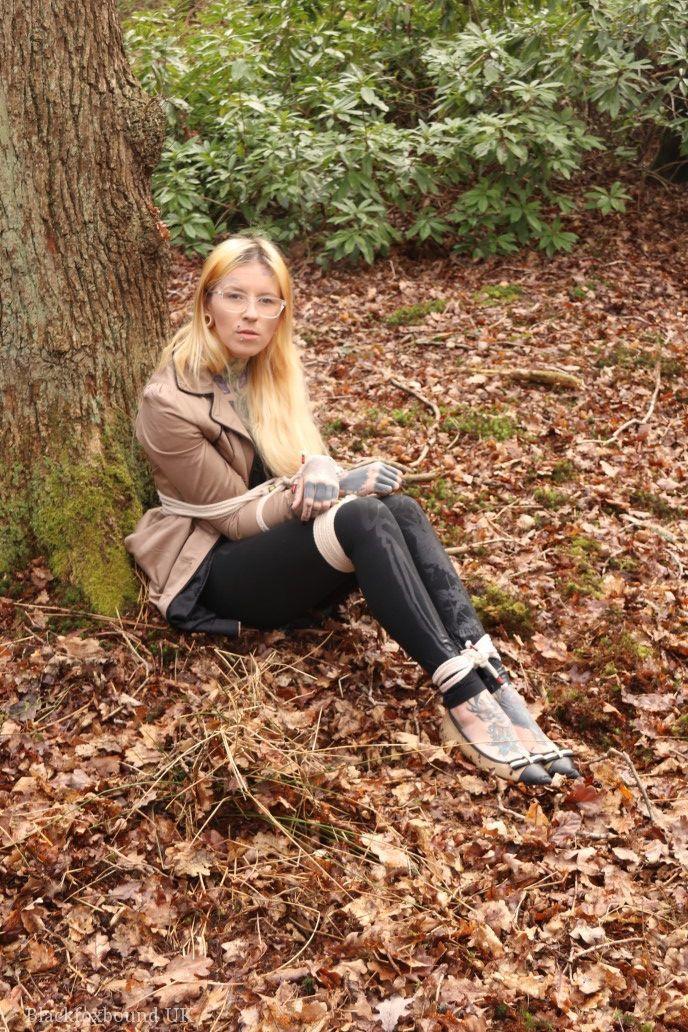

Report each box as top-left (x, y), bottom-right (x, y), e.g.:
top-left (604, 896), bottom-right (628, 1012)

top-left (0, 413), bottom-right (155, 615)
top-left (0, 463), bottom-right (33, 577)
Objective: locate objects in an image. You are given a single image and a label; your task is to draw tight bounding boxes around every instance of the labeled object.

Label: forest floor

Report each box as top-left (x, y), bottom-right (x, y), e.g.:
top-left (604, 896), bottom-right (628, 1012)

top-left (1, 182), bottom-right (687, 1031)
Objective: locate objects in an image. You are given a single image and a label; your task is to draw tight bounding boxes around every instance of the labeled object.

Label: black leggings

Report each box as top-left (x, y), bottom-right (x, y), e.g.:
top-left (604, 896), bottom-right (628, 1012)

top-left (199, 493), bottom-right (505, 699)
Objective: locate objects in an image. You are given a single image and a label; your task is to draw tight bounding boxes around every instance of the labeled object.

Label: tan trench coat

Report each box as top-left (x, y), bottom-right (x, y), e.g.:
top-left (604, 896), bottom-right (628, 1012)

top-left (124, 358), bottom-right (299, 621)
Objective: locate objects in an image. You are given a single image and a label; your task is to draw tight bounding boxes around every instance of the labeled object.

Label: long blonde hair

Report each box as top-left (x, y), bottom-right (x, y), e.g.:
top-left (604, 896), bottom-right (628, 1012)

top-left (154, 234), bottom-right (329, 478)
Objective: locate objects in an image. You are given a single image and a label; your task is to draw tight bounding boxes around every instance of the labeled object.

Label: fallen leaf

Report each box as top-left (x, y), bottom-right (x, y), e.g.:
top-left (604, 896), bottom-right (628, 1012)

top-left (55, 634), bottom-right (104, 659)
top-left (374, 994), bottom-right (411, 1031)
top-left (153, 954), bottom-right (213, 1007)
top-left (165, 843), bottom-right (213, 878)
top-left (471, 922), bottom-right (504, 958)
top-left (475, 899), bottom-right (513, 932)
top-left (612, 846), bottom-right (640, 864)
top-left (571, 924), bottom-right (606, 945)
top-left (26, 941), bottom-right (59, 973)
top-left (82, 932), bottom-right (111, 971)
top-left (360, 833), bottom-right (413, 871)
top-left (531, 632), bottom-right (570, 661)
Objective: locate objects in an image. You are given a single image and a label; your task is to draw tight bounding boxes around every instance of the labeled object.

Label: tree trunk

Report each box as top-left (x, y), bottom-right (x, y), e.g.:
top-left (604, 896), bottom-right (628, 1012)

top-left (0, 1), bottom-right (169, 614)
top-left (651, 127), bottom-right (688, 183)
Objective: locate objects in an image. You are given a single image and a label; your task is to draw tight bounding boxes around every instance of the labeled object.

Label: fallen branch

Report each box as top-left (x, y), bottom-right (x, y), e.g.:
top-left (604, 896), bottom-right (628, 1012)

top-left (446, 536), bottom-right (515, 554)
top-left (467, 366), bottom-right (584, 389)
top-left (602, 359), bottom-right (662, 445)
top-left (620, 513), bottom-right (678, 544)
top-left (581, 360), bottom-right (663, 447)
top-left (1, 596), bottom-right (165, 633)
top-left (598, 747), bottom-right (661, 824)
top-left (388, 376), bottom-right (441, 468)
top-left (388, 376), bottom-right (441, 421)
top-left (400, 467), bottom-right (443, 484)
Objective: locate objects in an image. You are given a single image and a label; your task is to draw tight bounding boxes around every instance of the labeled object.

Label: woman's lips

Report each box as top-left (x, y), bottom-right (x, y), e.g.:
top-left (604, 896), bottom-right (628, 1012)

top-left (237, 331), bottom-right (259, 338)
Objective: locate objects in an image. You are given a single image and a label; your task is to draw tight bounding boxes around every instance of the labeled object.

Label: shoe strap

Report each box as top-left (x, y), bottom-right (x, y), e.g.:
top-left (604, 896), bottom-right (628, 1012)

top-left (540, 747), bottom-right (574, 762)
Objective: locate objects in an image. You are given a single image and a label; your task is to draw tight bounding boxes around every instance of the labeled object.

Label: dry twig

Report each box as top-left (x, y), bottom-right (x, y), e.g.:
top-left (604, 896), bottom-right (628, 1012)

top-left (601, 359), bottom-right (661, 445)
top-left (580, 360), bottom-right (662, 447)
top-left (599, 747), bottom-right (661, 824)
top-left (388, 376), bottom-right (441, 468)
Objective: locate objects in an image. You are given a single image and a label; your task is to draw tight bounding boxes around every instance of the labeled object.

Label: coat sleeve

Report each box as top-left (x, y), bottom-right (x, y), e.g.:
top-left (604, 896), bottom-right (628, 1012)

top-left (135, 385), bottom-right (298, 541)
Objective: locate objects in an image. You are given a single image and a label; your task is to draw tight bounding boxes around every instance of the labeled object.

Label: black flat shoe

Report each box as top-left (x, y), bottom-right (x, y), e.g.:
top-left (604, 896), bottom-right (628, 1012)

top-left (536, 746), bottom-right (580, 778)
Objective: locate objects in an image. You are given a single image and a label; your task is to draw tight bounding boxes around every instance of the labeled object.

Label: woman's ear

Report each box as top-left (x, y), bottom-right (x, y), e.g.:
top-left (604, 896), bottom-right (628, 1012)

top-left (204, 310), bottom-right (214, 328)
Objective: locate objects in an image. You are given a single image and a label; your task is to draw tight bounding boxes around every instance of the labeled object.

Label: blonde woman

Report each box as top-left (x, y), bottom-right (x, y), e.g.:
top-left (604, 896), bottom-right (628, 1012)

top-left (125, 234), bottom-right (579, 786)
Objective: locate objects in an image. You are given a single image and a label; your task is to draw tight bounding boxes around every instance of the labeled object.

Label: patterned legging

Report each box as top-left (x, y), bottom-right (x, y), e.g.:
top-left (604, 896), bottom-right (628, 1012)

top-left (199, 493), bottom-right (508, 700)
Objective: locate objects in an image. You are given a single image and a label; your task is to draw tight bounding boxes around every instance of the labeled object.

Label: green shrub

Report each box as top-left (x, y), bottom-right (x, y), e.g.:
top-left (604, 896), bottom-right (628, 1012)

top-left (123, 0), bottom-right (688, 261)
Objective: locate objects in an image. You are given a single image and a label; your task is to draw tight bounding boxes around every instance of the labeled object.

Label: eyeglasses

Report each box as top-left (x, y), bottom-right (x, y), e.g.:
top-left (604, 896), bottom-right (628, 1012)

top-left (206, 289), bottom-right (286, 319)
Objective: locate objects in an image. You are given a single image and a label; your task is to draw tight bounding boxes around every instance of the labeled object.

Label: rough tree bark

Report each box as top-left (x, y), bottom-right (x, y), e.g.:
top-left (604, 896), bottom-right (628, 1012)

top-left (0, 1), bottom-right (169, 614)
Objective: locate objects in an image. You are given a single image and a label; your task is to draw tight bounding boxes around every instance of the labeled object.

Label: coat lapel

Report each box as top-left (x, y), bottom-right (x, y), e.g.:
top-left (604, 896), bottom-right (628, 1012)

top-left (172, 359), bottom-right (254, 444)
top-left (209, 377), bottom-right (254, 443)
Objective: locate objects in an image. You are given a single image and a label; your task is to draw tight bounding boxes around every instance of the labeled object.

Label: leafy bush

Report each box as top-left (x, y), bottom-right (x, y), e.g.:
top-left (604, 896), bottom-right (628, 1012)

top-left (123, 0), bottom-right (688, 262)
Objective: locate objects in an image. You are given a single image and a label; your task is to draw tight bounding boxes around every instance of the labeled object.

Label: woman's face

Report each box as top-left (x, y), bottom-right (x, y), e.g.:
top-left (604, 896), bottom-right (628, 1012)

top-left (204, 260), bottom-right (284, 362)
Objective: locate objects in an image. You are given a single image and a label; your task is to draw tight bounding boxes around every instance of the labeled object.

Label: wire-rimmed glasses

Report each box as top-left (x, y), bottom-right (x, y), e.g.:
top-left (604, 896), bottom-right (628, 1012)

top-left (206, 289), bottom-right (286, 319)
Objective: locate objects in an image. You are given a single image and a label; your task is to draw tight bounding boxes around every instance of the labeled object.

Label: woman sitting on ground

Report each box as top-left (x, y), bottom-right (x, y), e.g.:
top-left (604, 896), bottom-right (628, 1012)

top-left (124, 233), bottom-right (579, 786)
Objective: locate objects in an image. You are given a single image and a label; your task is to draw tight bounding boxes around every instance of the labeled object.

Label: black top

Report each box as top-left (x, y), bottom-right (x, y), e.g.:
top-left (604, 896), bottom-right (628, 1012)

top-left (248, 448), bottom-right (268, 490)
top-left (165, 450), bottom-right (268, 637)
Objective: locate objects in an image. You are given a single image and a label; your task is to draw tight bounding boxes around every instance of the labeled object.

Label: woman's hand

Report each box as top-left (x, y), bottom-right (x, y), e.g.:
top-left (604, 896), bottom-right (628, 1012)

top-left (290, 455), bottom-right (341, 522)
top-left (338, 461), bottom-right (403, 497)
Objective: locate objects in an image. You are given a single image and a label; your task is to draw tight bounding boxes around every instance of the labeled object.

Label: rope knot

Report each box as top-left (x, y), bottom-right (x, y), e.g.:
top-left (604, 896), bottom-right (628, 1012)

top-left (464, 637), bottom-right (505, 685)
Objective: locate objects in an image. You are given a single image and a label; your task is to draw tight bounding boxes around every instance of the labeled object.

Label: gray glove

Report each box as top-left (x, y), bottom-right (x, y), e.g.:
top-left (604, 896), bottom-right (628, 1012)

top-left (338, 460), bottom-right (404, 497)
top-left (290, 454), bottom-right (341, 522)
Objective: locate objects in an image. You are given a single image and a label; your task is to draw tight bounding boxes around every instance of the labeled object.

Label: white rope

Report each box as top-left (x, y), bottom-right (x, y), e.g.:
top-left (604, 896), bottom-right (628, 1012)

top-left (465, 634), bottom-right (504, 682)
top-left (255, 493), bottom-right (271, 532)
top-left (157, 476), bottom-right (292, 519)
top-left (432, 633), bottom-right (503, 693)
top-left (432, 653), bottom-right (478, 692)
top-left (311, 495), bottom-right (357, 571)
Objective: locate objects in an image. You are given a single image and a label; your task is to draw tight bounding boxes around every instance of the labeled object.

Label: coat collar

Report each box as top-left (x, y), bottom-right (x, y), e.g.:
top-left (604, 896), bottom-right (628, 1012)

top-left (171, 358), bottom-right (253, 444)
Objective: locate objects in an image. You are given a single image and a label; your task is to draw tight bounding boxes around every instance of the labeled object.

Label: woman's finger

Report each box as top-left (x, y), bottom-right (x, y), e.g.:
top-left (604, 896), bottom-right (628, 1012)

top-left (311, 481), bottom-right (338, 515)
top-left (302, 480), bottom-right (319, 521)
top-left (291, 475), bottom-right (304, 514)
top-left (313, 481), bottom-right (333, 504)
top-left (298, 477), bottom-right (340, 520)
